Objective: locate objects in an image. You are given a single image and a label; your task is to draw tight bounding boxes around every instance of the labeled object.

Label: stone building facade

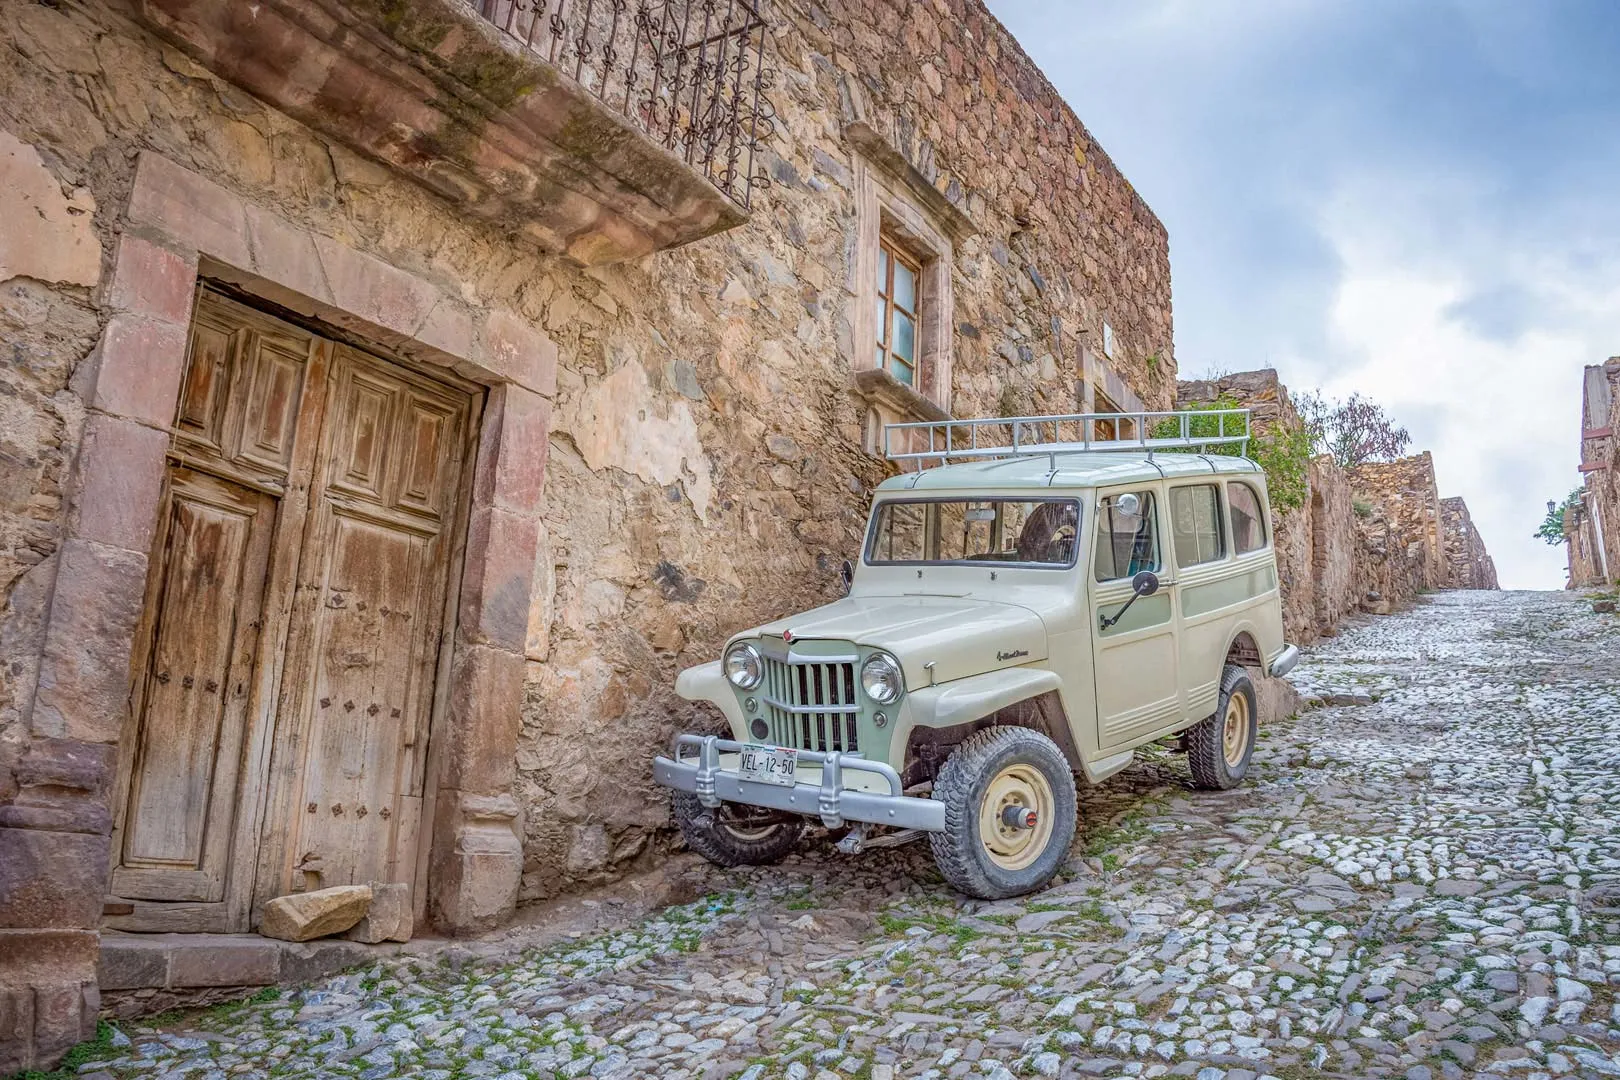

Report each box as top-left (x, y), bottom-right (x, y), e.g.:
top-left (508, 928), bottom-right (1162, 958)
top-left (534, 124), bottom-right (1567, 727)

top-left (1567, 359), bottom-right (1619, 588)
top-left (0, 0), bottom-right (1177, 1067)
top-left (1178, 371), bottom-right (1496, 642)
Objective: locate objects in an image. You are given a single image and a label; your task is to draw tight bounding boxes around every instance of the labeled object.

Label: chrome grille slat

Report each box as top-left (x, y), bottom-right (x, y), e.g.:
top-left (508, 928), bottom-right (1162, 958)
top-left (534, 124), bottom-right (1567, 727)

top-left (761, 656), bottom-right (859, 753)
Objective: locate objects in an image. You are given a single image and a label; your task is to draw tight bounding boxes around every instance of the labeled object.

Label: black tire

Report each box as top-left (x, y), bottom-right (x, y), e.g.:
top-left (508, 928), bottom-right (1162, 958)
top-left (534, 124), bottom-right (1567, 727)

top-left (1187, 664), bottom-right (1258, 790)
top-left (671, 792), bottom-right (804, 867)
top-left (928, 727), bottom-right (1078, 900)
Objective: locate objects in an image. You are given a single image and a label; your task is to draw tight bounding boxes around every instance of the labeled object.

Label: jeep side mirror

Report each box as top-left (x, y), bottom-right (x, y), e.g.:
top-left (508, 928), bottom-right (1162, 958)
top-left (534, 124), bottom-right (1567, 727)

top-left (840, 559), bottom-right (854, 595)
top-left (1101, 570), bottom-right (1161, 631)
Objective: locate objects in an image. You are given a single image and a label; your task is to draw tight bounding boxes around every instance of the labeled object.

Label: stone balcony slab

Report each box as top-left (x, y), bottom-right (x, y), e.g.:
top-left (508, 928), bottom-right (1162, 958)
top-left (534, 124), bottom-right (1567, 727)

top-left (130, 0), bottom-right (758, 264)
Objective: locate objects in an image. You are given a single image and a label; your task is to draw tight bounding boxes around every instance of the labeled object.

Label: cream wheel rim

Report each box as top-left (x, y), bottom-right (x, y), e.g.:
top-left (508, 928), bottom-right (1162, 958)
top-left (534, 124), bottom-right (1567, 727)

top-left (1222, 691), bottom-right (1251, 767)
top-left (978, 764), bottom-right (1056, 871)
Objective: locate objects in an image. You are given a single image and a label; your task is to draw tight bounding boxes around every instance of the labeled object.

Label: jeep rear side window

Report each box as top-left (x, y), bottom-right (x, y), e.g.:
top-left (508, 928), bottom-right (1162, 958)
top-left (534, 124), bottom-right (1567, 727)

top-left (867, 499), bottom-right (1081, 567)
top-left (1229, 482), bottom-right (1268, 554)
top-left (1094, 491), bottom-right (1161, 582)
top-left (1170, 484), bottom-right (1225, 567)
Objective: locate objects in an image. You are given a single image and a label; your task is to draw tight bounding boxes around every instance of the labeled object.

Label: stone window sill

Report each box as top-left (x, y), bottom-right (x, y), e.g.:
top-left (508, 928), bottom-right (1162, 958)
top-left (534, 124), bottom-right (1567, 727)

top-left (852, 368), bottom-right (950, 424)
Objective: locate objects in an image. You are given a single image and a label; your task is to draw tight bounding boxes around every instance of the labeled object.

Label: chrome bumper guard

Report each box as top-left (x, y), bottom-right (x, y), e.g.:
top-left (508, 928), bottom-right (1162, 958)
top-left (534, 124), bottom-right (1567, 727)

top-left (653, 733), bottom-right (947, 833)
top-left (1270, 643), bottom-right (1301, 678)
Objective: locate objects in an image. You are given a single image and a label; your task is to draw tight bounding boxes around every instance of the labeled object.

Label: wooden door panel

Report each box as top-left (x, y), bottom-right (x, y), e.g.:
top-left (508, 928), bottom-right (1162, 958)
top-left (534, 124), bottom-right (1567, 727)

top-left (112, 470), bottom-right (275, 903)
top-left (263, 347), bottom-right (472, 905)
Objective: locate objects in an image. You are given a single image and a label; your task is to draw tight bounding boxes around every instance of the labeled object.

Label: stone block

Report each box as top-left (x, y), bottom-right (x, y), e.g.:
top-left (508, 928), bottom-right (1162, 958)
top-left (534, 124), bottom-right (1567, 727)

top-left (474, 309), bottom-right (557, 398)
top-left (0, 738), bottom-right (115, 835)
top-left (167, 939), bottom-right (279, 987)
top-left (68, 412), bottom-right (170, 553)
top-left (0, 828), bottom-right (107, 929)
top-left (312, 234), bottom-right (440, 341)
top-left (244, 204), bottom-right (332, 305)
top-left (276, 939), bottom-right (374, 984)
top-left (415, 298), bottom-right (475, 361)
top-left (428, 789), bottom-right (521, 936)
top-left (0, 929), bottom-right (99, 979)
top-left (437, 643), bottom-right (525, 795)
top-left (0, 129), bottom-right (101, 288)
top-left (457, 507), bottom-right (542, 652)
top-left (472, 384), bottom-right (552, 516)
top-left (31, 539), bottom-right (148, 745)
top-left (88, 315), bottom-right (190, 428)
top-left (258, 885), bottom-right (371, 942)
top-left (96, 936), bottom-right (171, 990)
top-left (343, 882), bottom-right (413, 944)
top-left (127, 152), bottom-right (251, 267)
top-left (107, 233), bottom-right (196, 325)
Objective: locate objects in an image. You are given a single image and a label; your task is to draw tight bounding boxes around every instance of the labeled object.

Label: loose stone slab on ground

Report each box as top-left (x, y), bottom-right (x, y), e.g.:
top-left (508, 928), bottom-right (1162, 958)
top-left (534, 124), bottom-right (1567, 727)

top-left (72, 592), bottom-right (1620, 1079)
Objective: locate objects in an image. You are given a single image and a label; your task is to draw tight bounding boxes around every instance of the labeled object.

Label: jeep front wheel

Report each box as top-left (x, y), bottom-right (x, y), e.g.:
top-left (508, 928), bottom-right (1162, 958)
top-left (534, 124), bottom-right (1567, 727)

top-left (672, 792), bottom-right (804, 867)
top-left (1186, 664), bottom-right (1258, 790)
top-left (928, 727), bottom-right (1077, 900)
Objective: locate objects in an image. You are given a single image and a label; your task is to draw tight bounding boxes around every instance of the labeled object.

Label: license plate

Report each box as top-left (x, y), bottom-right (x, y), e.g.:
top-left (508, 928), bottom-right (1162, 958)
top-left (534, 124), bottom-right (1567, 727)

top-left (737, 743), bottom-right (798, 787)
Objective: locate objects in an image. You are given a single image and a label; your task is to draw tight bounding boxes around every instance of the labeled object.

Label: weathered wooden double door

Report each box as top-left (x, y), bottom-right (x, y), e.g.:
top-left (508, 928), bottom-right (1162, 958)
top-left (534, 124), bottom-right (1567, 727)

top-left (108, 290), bottom-right (477, 932)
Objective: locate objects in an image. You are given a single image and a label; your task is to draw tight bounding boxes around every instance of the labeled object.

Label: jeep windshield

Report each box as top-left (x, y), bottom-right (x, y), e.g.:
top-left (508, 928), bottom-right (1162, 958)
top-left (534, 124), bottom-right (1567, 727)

top-left (866, 497), bottom-right (1081, 567)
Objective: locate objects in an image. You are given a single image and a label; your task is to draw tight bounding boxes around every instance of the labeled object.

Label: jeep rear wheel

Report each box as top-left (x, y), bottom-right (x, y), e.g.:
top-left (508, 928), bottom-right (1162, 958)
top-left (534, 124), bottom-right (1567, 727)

top-left (928, 727), bottom-right (1077, 900)
top-left (1187, 664), bottom-right (1258, 790)
top-left (672, 792), bottom-right (803, 867)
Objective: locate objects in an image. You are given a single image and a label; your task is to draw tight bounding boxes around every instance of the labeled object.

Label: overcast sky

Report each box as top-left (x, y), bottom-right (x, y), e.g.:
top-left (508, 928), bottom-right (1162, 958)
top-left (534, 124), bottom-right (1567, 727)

top-left (985, 0), bottom-right (1620, 589)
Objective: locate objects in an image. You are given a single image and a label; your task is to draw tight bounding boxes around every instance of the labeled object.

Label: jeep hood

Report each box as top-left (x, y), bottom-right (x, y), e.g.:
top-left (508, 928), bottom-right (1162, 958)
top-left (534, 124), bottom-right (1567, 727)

top-left (749, 596), bottom-right (1047, 685)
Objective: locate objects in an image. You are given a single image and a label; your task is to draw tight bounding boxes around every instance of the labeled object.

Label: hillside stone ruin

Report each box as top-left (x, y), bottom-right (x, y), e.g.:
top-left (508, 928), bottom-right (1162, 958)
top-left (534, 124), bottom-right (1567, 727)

top-left (1567, 358), bottom-right (1619, 587)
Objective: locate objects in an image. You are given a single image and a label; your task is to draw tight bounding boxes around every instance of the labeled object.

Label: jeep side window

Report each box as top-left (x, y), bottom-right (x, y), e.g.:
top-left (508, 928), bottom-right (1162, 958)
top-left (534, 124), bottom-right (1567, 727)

top-left (1229, 482), bottom-right (1268, 554)
top-left (1170, 484), bottom-right (1225, 568)
top-left (1093, 491), bottom-right (1160, 582)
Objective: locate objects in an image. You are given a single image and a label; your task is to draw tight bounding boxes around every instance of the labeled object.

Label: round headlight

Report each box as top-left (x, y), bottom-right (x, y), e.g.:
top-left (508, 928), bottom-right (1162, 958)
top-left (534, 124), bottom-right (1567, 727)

top-left (861, 652), bottom-right (904, 704)
top-left (724, 643), bottom-right (763, 690)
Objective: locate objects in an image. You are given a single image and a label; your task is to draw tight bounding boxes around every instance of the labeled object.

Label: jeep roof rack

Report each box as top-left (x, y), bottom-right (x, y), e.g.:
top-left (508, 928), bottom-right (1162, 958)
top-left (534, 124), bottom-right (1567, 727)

top-left (883, 409), bottom-right (1252, 469)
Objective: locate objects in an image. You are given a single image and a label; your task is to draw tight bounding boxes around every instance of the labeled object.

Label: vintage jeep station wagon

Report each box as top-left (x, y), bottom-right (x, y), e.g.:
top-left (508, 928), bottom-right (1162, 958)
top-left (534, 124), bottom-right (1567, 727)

top-left (654, 410), bottom-right (1300, 899)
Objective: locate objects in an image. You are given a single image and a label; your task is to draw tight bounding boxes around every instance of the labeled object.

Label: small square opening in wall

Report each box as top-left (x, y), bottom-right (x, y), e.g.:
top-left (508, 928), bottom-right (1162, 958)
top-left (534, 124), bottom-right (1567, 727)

top-left (1102, 320), bottom-right (1115, 359)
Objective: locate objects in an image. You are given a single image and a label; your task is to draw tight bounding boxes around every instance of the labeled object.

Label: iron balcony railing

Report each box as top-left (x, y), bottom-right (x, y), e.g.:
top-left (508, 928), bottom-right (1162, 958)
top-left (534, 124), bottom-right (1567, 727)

top-left (476, 0), bottom-right (773, 210)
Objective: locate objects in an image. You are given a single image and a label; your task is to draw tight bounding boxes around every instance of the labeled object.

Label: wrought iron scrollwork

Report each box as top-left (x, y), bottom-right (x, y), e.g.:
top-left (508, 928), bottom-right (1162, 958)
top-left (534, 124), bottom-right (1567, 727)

top-left (477, 0), bottom-right (771, 209)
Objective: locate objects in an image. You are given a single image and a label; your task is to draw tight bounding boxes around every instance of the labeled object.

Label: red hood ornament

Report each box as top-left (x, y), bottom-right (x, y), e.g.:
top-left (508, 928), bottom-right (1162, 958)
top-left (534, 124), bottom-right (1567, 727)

top-left (782, 629), bottom-right (794, 643)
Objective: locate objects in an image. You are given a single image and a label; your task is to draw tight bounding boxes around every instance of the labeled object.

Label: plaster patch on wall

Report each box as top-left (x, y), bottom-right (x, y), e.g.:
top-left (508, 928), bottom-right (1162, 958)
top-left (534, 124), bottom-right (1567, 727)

top-left (0, 130), bottom-right (100, 287)
top-left (555, 356), bottom-right (714, 522)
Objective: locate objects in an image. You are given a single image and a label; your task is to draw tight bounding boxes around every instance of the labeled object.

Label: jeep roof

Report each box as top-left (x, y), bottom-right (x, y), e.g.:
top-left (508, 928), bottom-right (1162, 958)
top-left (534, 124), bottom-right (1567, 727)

top-left (877, 451), bottom-right (1265, 492)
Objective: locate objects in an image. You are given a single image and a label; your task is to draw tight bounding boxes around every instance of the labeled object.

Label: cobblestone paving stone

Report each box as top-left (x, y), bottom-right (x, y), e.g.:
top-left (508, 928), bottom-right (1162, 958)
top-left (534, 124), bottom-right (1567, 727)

top-left (75, 591), bottom-right (1620, 1080)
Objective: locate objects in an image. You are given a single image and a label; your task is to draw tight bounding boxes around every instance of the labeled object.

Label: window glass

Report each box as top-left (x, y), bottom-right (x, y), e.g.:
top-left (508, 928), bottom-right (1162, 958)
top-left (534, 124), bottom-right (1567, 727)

top-left (868, 499), bottom-right (1081, 567)
top-left (1093, 491), bottom-right (1160, 581)
top-left (876, 236), bottom-right (923, 387)
top-left (1170, 484), bottom-right (1225, 567)
top-left (893, 259), bottom-right (916, 311)
top-left (1229, 482), bottom-right (1268, 554)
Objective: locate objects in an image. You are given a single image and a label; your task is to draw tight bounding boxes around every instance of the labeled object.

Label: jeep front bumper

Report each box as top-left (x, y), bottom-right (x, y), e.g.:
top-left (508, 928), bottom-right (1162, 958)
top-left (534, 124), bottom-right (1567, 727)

top-left (653, 733), bottom-right (946, 833)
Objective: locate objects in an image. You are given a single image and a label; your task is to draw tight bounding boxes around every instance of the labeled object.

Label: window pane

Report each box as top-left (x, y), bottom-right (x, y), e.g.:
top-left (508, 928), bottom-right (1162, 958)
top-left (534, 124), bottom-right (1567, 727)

top-left (1170, 485), bottom-right (1224, 567)
top-left (892, 310), bottom-right (915, 361)
top-left (877, 247), bottom-right (890, 296)
top-left (1093, 491), bottom-right (1159, 582)
top-left (1230, 483), bottom-right (1267, 554)
top-left (893, 258), bottom-right (917, 311)
top-left (890, 356), bottom-right (914, 385)
top-left (868, 499), bottom-right (1080, 567)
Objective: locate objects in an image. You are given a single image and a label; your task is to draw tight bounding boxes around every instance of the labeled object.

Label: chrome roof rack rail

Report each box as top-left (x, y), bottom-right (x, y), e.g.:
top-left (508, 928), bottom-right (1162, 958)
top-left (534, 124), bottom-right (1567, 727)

top-left (883, 409), bottom-right (1252, 469)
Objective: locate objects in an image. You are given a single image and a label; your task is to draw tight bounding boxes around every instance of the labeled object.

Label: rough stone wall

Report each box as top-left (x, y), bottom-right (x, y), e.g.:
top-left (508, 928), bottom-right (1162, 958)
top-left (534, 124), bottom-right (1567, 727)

top-left (0, 0), bottom-right (1174, 928)
top-left (1571, 359), bottom-right (1620, 587)
top-left (1440, 498), bottom-right (1499, 590)
top-left (1348, 454), bottom-right (1447, 612)
top-left (1176, 371), bottom-right (1496, 637)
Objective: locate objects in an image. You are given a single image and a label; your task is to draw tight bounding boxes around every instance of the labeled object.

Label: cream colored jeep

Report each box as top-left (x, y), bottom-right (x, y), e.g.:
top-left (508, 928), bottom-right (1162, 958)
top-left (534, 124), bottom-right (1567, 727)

top-left (654, 410), bottom-right (1299, 899)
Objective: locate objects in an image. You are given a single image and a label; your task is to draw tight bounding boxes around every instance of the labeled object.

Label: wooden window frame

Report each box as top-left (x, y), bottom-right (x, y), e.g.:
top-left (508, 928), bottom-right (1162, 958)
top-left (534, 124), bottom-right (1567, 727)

top-left (875, 236), bottom-right (924, 388)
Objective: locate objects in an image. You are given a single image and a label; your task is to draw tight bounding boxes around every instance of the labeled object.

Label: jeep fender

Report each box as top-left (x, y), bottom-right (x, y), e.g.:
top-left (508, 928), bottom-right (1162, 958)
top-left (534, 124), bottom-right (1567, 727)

top-left (674, 660), bottom-right (746, 733)
top-left (902, 667), bottom-right (1063, 733)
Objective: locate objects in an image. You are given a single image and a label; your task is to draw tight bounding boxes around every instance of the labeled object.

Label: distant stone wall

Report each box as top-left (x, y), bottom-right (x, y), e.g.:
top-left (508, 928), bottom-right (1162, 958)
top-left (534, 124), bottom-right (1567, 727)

top-left (1178, 372), bottom-right (1497, 639)
top-left (1570, 359), bottom-right (1620, 587)
top-left (1441, 497), bottom-right (1500, 590)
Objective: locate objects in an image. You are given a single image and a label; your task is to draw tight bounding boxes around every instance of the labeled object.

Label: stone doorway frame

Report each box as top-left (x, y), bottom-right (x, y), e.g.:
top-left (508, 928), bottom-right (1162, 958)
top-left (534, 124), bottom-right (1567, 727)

top-left (23, 152), bottom-right (551, 947)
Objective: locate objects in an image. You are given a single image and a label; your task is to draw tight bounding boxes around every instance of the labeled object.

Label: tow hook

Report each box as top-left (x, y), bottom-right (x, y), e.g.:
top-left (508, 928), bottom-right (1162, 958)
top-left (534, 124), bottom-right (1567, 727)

top-left (834, 824), bottom-right (869, 855)
top-left (1001, 806), bottom-right (1038, 830)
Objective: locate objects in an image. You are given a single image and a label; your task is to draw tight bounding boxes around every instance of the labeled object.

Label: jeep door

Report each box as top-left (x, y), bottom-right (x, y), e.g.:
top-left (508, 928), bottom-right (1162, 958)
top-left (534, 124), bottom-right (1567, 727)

top-left (1089, 483), bottom-right (1182, 752)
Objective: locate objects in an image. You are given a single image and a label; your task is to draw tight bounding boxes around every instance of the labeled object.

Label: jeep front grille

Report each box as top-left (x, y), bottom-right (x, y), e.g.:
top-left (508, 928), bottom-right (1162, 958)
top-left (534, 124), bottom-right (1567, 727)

top-left (761, 658), bottom-right (860, 753)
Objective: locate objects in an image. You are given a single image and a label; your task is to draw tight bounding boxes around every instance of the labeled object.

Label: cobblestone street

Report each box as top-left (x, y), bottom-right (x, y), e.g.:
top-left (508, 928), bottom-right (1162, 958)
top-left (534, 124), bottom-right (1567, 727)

top-left (74, 591), bottom-right (1620, 1080)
